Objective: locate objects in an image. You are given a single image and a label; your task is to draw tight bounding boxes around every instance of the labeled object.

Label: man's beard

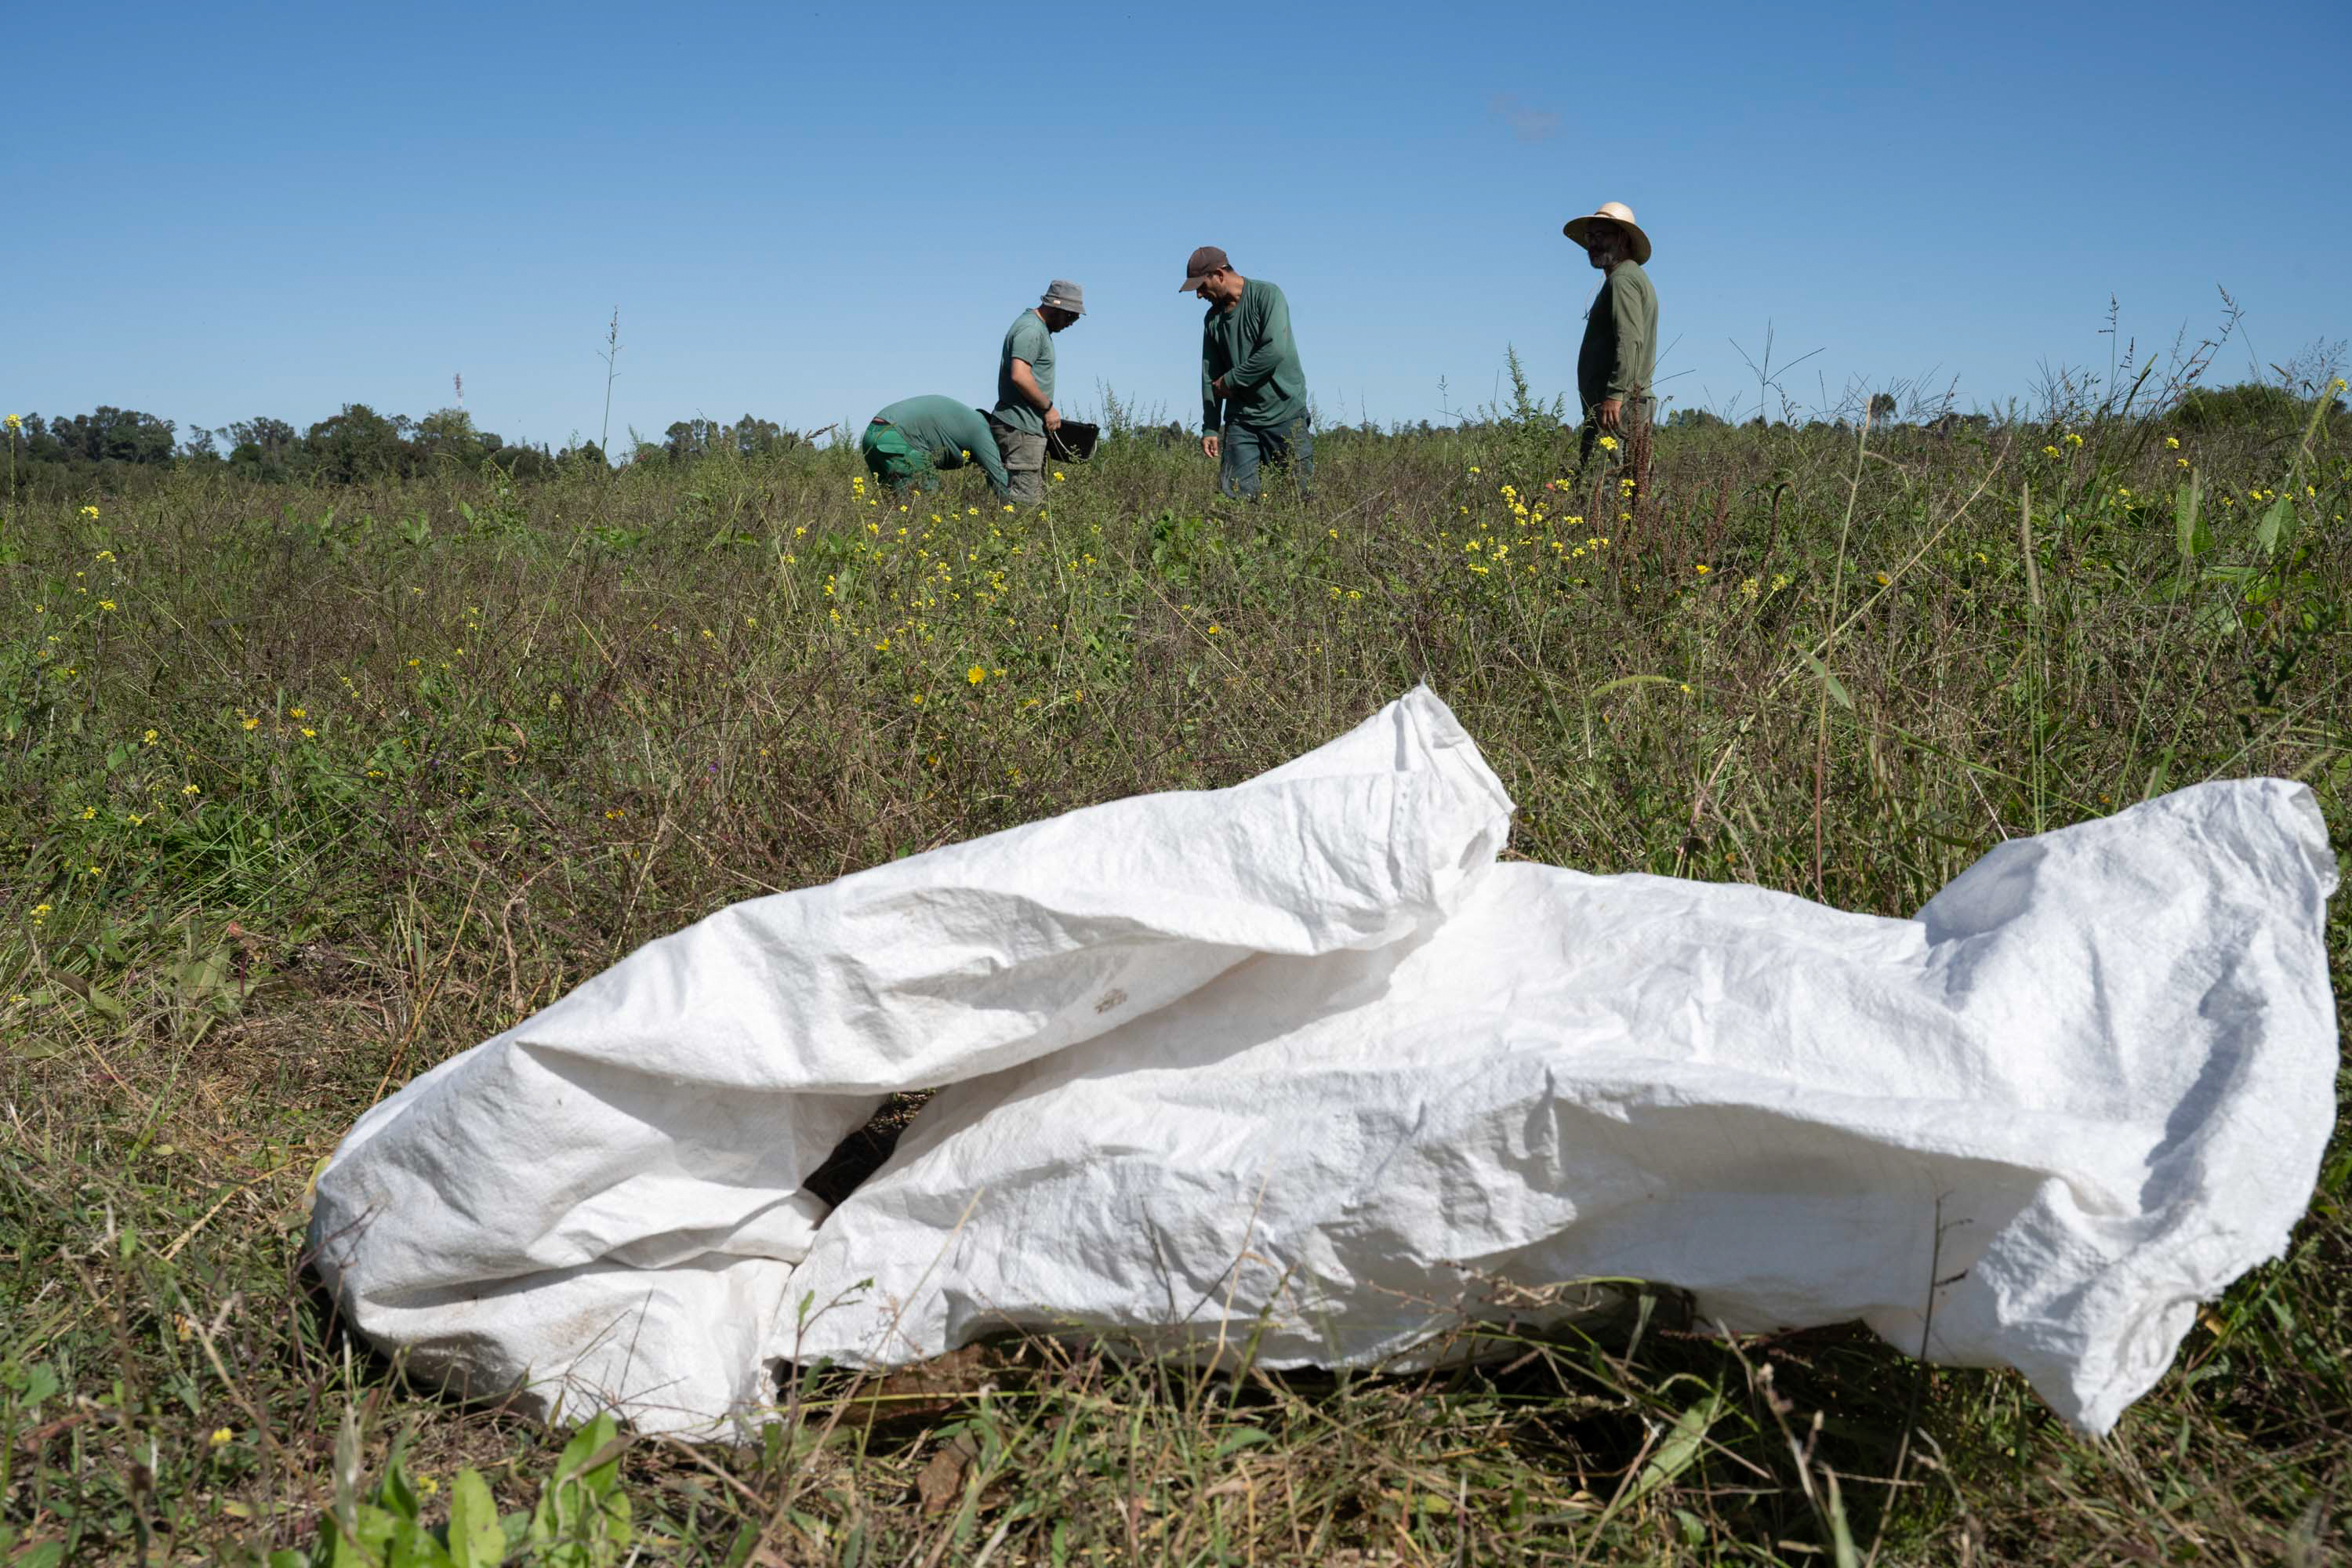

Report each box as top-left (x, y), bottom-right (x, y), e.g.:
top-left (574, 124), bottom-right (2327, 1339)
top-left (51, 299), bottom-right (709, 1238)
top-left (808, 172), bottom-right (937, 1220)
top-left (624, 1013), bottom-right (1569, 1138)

top-left (1588, 242), bottom-right (1623, 270)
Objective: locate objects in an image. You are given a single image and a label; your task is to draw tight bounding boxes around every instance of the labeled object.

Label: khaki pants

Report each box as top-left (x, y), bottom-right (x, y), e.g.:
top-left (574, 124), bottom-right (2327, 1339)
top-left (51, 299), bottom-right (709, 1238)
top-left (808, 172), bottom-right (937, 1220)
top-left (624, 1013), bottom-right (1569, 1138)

top-left (986, 415), bottom-right (1047, 507)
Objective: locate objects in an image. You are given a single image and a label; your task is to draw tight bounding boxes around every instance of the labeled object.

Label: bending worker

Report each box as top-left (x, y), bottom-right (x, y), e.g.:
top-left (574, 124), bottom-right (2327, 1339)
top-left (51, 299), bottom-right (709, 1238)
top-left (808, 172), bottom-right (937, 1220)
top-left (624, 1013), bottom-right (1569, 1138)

top-left (1563, 200), bottom-right (1659, 474)
top-left (860, 395), bottom-right (1010, 496)
top-left (1183, 245), bottom-right (1311, 500)
top-left (988, 280), bottom-right (1085, 508)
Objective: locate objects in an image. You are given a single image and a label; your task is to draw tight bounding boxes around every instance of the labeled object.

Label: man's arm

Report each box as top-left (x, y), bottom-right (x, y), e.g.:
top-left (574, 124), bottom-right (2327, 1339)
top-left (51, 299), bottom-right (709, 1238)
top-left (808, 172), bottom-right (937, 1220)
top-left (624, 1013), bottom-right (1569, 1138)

top-left (1218, 286), bottom-right (1291, 395)
top-left (1201, 327), bottom-right (1221, 458)
top-left (1008, 359), bottom-right (1062, 432)
top-left (1605, 273), bottom-right (1650, 403)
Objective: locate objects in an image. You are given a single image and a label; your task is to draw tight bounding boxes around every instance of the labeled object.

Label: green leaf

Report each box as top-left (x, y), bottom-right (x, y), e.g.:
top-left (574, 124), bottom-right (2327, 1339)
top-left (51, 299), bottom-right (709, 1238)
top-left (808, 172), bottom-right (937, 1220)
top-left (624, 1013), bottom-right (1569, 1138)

top-left (379, 1456), bottom-right (421, 1524)
top-left (1211, 1426), bottom-right (1274, 1460)
top-left (1587, 674), bottom-right (1674, 699)
top-left (1631, 1393), bottom-right (1722, 1501)
top-left (448, 1468), bottom-right (506, 1568)
top-left (15, 1361), bottom-right (62, 1406)
top-left (1795, 648), bottom-right (1854, 710)
top-left (2172, 476), bottom-right (2205, 562)
top-left (387, 1517), bottom-right (455, 1568)
top-left (2254, 494), bottom-right (2295, 555)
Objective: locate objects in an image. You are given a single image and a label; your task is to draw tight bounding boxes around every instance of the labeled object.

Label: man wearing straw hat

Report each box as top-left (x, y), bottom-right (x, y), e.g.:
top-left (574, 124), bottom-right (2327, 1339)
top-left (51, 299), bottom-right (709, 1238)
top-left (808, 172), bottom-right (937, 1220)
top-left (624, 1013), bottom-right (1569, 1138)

top-left (1563, 201), bottom-right (1658, 474)
top-left (988, 280), bottom-right (1086, 509)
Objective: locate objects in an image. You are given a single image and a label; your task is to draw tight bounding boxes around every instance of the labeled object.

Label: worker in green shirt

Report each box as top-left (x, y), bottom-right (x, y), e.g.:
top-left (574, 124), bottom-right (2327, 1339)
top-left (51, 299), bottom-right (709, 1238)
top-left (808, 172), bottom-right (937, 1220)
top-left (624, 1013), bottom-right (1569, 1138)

top-left (1181, 245), bottom-right (1312, 501)
top-left (988, 280), bottom-right (1085, 509)
top-left (859, 395), bottom-right (1010, 496)
top-left (1563, 201), bottom-right (1659, 475)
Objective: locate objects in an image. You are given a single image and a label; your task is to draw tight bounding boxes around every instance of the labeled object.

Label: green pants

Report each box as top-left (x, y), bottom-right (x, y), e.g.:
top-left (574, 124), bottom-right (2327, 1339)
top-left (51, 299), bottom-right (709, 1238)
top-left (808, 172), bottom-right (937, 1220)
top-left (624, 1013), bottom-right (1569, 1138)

top-left (860, 419), bottom-right (933, 489)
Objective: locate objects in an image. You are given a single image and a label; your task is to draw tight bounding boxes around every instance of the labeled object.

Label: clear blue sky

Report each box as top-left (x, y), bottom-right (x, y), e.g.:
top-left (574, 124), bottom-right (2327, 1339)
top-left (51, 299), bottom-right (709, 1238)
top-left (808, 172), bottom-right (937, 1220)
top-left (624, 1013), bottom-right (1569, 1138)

top-left (12, 0), bottom-right (2347, 448)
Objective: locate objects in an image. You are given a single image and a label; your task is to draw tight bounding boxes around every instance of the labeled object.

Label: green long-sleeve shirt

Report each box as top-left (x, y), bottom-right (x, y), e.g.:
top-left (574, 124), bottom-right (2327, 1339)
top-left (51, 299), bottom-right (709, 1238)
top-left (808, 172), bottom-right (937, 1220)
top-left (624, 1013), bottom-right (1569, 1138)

top-left (1201, 278), bottom-right (1308, 432)
top-left (873, 396), bottom-right (1009, 492)
top-left (1577, 260), bottom-right (1659, 411)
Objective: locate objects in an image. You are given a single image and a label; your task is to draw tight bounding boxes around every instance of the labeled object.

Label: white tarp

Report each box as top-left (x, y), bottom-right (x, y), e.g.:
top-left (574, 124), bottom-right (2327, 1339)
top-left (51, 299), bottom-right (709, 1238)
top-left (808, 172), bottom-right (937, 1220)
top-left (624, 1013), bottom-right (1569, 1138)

top-left (310, 688), bottom-right (2339, 1438)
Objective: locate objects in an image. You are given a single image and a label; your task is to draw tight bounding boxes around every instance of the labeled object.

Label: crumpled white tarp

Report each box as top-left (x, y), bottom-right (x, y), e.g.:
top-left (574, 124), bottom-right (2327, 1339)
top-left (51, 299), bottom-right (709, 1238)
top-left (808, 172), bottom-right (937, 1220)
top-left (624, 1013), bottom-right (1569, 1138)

top-left (310, 688), bottom-right (2339, 1439)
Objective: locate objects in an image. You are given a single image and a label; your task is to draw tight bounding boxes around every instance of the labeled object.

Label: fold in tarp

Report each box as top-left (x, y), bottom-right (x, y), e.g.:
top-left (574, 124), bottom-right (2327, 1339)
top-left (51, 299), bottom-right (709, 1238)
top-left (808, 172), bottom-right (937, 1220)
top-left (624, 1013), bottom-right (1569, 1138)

top-left (310, 688), bottom-right (2339, 1438)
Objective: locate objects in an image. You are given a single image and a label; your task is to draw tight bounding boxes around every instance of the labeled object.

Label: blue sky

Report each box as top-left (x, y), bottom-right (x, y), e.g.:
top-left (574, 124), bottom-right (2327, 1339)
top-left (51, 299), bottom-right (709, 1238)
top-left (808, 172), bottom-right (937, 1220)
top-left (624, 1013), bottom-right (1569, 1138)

top-left (12, 0), bottom-right (2347, 448)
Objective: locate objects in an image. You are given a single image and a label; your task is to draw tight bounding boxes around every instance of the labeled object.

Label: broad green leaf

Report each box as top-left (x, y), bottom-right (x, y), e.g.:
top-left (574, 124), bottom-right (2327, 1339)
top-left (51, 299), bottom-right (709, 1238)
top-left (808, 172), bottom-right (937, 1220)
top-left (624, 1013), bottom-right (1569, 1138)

top-left (2254, 494), bottom-right (2295, 555)
top-left (1795, 648), bottom-right (1854, 710)
top-left (2172, 476), bottom-right (2206, 562)
top-left (380, 1457), bottom-right (421, 1524)
top-left (387, 1517), bottom-right (455, 1568)
top-left (448, 1468), bottom-right (506, 1568)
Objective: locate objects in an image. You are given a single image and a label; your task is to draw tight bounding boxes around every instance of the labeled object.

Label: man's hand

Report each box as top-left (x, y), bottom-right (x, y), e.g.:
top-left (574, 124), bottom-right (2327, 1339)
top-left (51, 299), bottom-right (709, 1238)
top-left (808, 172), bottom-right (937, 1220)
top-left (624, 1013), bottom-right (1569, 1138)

top-left (1202, 434), bottom-right (1221, 461)
top-left (1210, 376), bottom-right (1229, 400)
top-left (1597, 397), bottom-right (1624, 432)
top-left (1044, 405), bottom-right (1063, 434)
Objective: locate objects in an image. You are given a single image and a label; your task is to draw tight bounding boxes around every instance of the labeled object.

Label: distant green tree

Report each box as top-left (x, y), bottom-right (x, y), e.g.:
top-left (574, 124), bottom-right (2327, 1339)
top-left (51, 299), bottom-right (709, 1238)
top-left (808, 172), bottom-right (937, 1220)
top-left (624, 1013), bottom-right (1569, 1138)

top-left (225, 416), bottom-right (303, 480)
top-left (1666, 407), bottom-right (1726, 429)
top-left (42, 406), bottom-right (177, 465)
top-left (414, 408), bottom-right (501, 467)
top-left (305, 404), bottom-right (412, 483)
top-left (1867, 392), bottom-right (1899, 426)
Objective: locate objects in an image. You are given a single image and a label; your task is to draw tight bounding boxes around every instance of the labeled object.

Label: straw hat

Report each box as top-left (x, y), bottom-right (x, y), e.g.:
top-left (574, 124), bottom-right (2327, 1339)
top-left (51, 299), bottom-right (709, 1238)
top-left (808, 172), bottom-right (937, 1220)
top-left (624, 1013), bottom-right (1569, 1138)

top-left (1563, 201), bottom-right (1652, 265)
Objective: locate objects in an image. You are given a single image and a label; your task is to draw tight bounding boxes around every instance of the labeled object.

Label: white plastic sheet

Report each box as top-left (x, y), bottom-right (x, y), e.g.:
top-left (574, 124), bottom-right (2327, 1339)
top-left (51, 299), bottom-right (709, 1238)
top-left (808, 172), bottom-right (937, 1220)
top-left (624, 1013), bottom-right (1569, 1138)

top-left (310, 688), bottom-right (2339, 1438)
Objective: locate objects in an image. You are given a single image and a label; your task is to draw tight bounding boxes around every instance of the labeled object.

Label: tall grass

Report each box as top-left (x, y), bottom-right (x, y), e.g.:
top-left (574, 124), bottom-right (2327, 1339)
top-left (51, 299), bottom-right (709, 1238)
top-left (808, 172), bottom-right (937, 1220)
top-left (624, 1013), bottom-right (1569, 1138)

top-left (3, 386), bottom-right (2347, 1563)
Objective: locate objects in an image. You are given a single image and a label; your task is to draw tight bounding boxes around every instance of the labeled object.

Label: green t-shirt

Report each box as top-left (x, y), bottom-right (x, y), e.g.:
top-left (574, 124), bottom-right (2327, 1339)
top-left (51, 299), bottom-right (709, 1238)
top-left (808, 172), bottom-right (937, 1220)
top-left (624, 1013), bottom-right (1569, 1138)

top-left (1201, 278), bottom-right (1308, 433)
top-left (993, 309), bottom-right (1054, 437)
top-left (1577, 260), bottom-right (1659, 412)
top-left (873, 395), bottom-right (1008, 492)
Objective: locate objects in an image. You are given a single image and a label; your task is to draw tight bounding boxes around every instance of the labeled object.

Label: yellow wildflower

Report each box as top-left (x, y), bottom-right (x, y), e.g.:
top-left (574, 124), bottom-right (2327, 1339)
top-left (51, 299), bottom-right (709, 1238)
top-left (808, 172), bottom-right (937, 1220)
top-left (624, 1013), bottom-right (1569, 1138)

top-left (143, 729), bottom-right (158, 744)
top-left (1597, 435), bottom-right (1618, 452)
top-left (241, 716), bottom-right (260, 731)
top-left (2165, 436), bottom-right (2180, 450)
top-left (81, 505), bottom-right (100, 519)
top-left (1693, 563), bottom-right (1710, 575)
top-left (967, 665), bottom-right (986, 685)
top-left (209, 1428), bottom-right (234, 1447)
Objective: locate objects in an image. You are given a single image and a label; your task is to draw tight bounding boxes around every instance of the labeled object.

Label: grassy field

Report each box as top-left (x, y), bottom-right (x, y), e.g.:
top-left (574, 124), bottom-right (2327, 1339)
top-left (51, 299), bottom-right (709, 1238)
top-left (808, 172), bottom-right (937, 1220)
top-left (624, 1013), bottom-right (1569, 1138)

top-left (3, 377), bottom-right (2348, 1565)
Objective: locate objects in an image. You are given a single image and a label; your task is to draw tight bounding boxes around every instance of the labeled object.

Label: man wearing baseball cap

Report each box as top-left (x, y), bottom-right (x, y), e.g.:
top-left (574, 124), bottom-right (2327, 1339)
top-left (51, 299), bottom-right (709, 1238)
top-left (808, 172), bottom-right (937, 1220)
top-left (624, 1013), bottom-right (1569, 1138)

top-left (1181, 246), bottom-right (1312, 501)
top-left (988, 280), bottom-right (1084, 508)
top-left (1563, 201), bottom-right (1658, 475)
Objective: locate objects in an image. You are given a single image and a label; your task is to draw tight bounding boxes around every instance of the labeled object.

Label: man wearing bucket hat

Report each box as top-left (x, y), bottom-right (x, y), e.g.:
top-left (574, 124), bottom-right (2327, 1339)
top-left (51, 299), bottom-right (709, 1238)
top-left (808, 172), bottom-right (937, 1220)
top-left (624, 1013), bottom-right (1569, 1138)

top-left (1563, 201), bottom-right (1658, 474)
top-left (858, 395), bottom-right (1010, 497)
top-left (988, 280), bottom-right (1085, 508)
top-left (1181, 245), bottom-right (1312, 502)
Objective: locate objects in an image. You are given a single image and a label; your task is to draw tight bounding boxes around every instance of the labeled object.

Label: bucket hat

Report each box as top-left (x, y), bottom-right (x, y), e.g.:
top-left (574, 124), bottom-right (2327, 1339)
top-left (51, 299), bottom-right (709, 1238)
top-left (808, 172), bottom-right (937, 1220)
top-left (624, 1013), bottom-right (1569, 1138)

top-left (1040, 280), bottom-right (1085, 315)
top-left (1563, 201), bottom-right (1652, 265)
